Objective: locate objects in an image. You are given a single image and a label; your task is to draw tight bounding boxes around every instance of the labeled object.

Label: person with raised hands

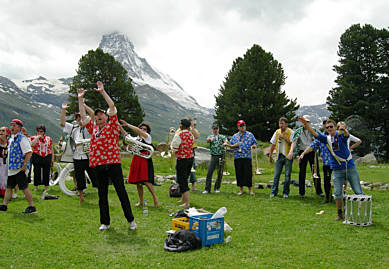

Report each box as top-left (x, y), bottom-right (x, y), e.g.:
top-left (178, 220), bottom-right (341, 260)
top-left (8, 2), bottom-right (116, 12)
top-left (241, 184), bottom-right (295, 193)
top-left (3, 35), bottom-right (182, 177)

top-left (77, 81), bottom-right (136, 231)
top-left (298, 116), bottom-right (363, 221)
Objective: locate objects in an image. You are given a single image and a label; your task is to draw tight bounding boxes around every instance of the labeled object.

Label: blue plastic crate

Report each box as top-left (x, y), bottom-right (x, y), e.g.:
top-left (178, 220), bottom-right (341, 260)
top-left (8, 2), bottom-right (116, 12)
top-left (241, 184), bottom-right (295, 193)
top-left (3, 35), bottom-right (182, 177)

top-left (189, 213), bottom-right (224, 246)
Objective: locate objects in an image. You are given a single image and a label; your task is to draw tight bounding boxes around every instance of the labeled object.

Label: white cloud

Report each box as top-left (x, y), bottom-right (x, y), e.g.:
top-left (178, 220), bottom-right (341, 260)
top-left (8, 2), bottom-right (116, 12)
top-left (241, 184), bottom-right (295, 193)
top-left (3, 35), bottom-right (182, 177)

top-left (0, 0), bottom-right (388, 107)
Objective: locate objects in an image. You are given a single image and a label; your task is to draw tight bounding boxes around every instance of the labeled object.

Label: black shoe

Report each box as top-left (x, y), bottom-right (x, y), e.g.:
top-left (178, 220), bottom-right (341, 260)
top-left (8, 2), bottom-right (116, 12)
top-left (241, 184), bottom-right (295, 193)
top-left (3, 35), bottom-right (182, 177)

top-left (0, 205), bottom-right (7, 212)
top-left (22, 206), bottom-right (37, 214)
top-left (152, 182), bottom-right (161, 186)
top-left (321, 199), bottom-right (329, 204)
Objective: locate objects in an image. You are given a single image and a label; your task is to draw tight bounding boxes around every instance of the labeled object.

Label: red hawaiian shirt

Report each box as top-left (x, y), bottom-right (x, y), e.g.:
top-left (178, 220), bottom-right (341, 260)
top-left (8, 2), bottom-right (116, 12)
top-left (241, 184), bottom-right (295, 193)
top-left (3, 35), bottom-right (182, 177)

top-left (30, 135), bottom-right (53, 157)
top-left (173, 130), bottom-right (194, 159)
top-left (85, 110), bottom-right (121, 168)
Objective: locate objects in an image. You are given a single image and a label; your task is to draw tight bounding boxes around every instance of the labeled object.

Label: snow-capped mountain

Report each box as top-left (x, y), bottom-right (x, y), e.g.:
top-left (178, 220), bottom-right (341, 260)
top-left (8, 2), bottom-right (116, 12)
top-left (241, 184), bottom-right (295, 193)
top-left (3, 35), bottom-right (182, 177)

top-left (98, 32), bottom-right (207, 112)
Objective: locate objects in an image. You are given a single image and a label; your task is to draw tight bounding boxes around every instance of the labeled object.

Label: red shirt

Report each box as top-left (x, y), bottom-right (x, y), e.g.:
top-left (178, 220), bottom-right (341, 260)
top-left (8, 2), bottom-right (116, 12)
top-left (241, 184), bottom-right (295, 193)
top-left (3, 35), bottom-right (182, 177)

top-left (30, 135), bottom-right (53, 157)
top-left (85, 113), bottom-right (121, 168)
top-left (175, 130), bottom-right (194, 159)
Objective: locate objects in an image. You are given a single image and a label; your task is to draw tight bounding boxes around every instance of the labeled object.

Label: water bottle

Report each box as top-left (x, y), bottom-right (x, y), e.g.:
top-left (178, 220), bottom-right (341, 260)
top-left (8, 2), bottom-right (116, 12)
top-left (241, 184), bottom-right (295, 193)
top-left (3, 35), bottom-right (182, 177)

top-left (225, 235), bottom-right (232, 243)
top-left (142, 200), bottom-right (148, 216)
top-left (211, 207), bottom-right (227, 219)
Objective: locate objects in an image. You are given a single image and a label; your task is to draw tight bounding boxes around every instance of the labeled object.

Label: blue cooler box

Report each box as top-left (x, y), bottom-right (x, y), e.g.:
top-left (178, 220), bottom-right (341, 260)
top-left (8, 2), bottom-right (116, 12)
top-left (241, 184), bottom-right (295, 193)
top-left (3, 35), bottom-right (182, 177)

top-left (189, 213), bottom-right (224, 246)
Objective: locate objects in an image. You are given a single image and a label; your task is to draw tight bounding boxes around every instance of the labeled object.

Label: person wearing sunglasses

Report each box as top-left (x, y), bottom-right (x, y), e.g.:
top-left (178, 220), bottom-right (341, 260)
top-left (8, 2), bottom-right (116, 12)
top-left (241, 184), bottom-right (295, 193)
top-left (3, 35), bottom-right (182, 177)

top-left (226, 120), bottom-right (258, 196)
top-left (298, 117), bottom-right (363, 221)
top-left (0, 127), bottom-right (10, 197)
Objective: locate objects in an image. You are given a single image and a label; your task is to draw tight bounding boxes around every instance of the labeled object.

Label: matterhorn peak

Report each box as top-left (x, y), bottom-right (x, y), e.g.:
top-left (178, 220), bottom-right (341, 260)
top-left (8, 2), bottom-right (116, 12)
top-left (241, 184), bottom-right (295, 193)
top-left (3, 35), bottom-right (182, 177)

top-left (98, 32), bottom-right (203, 111)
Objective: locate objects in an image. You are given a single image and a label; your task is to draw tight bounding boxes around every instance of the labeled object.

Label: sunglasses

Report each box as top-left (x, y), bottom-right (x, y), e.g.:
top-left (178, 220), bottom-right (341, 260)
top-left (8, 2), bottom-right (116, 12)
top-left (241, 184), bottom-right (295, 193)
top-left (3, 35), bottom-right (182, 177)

top-left (326, 125), bottom-right (334, 129)
top-left (239, 124), bottom-right (245, 127)
top-left (0, 130), bottom-right (5, 133)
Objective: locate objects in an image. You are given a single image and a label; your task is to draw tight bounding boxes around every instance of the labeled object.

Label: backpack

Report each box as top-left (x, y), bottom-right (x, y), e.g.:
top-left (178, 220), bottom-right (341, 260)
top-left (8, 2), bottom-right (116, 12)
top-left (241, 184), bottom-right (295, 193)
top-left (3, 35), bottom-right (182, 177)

top-left (169, 183), bottom-right (181, 197)
top-left (164, 229), bottom-right (202, 252)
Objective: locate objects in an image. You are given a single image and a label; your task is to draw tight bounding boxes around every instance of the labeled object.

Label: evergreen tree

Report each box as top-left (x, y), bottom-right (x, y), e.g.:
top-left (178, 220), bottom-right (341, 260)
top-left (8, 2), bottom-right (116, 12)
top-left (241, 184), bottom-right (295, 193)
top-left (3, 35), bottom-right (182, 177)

top-left (327, 24), bottom-right (389, 160)
top-left (214, 44), bottom-right (299, 141)
top-left (68, 48), bottom-right (144, 126)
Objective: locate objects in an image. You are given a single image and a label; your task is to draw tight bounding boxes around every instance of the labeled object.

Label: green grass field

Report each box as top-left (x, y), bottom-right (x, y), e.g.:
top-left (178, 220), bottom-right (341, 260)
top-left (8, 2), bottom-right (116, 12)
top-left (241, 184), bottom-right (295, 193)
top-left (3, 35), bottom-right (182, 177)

top-left (1, 154), bottom-right (389, 269)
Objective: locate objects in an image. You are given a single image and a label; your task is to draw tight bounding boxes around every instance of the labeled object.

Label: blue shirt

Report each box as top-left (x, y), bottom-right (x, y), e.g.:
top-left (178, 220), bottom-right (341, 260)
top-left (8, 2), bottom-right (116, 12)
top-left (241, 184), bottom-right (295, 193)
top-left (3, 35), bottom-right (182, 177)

top-left (230, 131), bottom-right (258, 159)
top-left (310, 135), bottom-right (332, 166)
top-left (317, 132), bottom-right (355, 170)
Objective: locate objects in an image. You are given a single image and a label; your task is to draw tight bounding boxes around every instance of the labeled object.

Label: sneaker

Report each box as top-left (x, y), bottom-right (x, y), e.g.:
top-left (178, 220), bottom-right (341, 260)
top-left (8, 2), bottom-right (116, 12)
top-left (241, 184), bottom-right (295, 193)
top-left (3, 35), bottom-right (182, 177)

top-left (321, 199), bottom-right (329, 204)
top-left (99, 224), bottom-right (110, 231)
top-left (22, 206), bottom-right (37, 214)
top-left (283, 194), bottom-right (289, 198)
top-left (270, 193), bottom-right (275, 199)
top-left (0, 205), bottom-right (7, 212)
top-left (334, 215), bottom-right (343, 221)
top-left (202, 190), bottom-right (209, 194)
top-left (319, 193), bottom-right (325, 197)
top-left (300, 195), bottom-right (305, 199)
top-left (12, 193), bottom-right (18, 199)
top-left (214, 189), bottom-right (220, 193)
top-left (129, 221), bottom-right (137, 231)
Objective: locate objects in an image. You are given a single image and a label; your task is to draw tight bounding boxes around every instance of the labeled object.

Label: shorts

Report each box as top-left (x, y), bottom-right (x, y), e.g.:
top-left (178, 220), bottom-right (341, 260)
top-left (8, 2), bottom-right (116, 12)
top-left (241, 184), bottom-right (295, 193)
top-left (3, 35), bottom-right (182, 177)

top-left (7, 170), bottom-right (29, 190)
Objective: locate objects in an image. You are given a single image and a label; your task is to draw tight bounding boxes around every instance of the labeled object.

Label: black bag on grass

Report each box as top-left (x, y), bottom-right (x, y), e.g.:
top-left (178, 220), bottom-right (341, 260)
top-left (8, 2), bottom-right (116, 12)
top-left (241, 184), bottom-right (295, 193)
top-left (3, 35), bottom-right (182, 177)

top-left (164, 230), bottom-right (202, 252)
top-left (169, 183), bottom-right (181, 197)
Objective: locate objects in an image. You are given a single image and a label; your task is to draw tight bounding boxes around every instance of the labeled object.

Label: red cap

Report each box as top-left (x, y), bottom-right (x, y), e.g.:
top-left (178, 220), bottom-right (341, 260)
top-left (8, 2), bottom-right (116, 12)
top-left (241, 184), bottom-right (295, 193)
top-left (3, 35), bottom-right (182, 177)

top-left (237, 120), bottom-right (246, 127)
top-left (10, 119), bottom-right (23, 127)
top-left (74, 113), bottom-right (81, 118)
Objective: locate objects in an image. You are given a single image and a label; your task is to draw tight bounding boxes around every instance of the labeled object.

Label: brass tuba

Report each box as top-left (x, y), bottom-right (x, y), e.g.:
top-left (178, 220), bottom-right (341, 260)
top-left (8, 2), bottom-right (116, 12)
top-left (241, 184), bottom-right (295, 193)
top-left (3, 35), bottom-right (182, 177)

top-left (76, 138), bottom-right (91, 155)
top-left (161, 127), bottom-right (176, 158)
top-left (124, 134), bottom-right (154, 159)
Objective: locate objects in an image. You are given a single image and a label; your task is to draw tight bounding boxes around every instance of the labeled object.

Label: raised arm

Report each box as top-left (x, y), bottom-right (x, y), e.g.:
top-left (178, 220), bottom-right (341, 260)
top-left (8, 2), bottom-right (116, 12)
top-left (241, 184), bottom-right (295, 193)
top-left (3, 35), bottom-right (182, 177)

top-left (84, 103), bottom-right (95, 123)
top-left (60, 102), bottom-right (68, 127)
top-left (77, 89), bottom-right (87, 121)
top-left (95, 81), bottom-right (115, 112)
top-left (119, 120), bottom-right (148, 139)
top-left (298, 116), bottom-right (318, 137)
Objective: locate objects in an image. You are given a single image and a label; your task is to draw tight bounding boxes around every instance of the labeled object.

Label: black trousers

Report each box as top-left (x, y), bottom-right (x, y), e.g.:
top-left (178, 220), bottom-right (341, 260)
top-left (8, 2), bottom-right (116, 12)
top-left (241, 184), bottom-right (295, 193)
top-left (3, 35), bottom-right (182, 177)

top-left (205, 155), bottom-right (223, 192)
top-left (32, 154), bottom-right (51, 187)
top-left (298, 151), bottom-right (323, 196)
top-left (95, 163), bottom-right (134, 225)
top-left (323, 165), bottom-right (333, 200)
top-left (73, 159), bottom-right (98, 190)
top-left (234, 158), bottom-right (252, 187)
top-left (176, 158), bottom-right (194, 193)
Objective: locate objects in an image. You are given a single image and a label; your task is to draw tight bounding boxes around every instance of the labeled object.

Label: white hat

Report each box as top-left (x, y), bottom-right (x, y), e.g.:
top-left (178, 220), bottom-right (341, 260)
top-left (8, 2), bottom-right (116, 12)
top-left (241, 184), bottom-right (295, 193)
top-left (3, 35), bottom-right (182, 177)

top-left (302, 115), bottom-right (311, 122)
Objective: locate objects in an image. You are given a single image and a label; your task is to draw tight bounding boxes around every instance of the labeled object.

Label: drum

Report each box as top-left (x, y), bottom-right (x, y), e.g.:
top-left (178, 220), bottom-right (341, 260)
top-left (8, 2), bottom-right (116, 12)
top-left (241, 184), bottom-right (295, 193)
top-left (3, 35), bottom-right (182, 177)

top-left (343, 194), bottom-right (372, 226)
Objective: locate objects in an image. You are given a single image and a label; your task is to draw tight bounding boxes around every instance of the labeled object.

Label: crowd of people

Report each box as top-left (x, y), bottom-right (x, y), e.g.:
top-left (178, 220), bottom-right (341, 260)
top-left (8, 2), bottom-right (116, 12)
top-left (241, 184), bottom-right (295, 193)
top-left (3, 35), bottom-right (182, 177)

top-left (0, 81), bottom-right (365, 229)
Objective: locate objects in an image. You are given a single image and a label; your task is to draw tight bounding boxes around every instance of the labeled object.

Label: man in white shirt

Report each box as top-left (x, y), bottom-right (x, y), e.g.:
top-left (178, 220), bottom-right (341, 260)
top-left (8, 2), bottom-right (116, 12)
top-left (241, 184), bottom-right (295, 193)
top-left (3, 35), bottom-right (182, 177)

top-left (0, 119), bottom-right (36, 214)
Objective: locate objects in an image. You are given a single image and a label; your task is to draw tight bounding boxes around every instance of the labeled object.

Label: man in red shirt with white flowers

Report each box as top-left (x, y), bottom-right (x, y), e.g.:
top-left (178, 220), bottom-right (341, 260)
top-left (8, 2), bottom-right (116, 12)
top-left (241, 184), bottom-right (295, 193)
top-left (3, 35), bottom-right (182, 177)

top-left (78, 81), bottom-right (136, 232)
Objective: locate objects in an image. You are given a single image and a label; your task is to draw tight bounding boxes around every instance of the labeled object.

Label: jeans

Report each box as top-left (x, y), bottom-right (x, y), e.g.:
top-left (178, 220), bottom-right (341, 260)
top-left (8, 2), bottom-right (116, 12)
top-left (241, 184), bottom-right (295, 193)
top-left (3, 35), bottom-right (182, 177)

top-left (333, 166), bottom-right (363, 200)
top-left (95, 163), bottom-right (134, 225)
top-left (205, 155), bottom-right (223, 192)
top-left (271, 154), bottom-right (292, 195)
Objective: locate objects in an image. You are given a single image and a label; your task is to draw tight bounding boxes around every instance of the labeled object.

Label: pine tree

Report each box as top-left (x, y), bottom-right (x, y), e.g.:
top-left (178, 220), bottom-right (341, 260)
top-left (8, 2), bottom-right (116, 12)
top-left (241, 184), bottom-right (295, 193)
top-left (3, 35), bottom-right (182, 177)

top-left (68, 48), bottom-right (144, 126)
top-left (327, 24), bottom-right (389, 160)
top-left (214, 44), bottom-right (299, 141)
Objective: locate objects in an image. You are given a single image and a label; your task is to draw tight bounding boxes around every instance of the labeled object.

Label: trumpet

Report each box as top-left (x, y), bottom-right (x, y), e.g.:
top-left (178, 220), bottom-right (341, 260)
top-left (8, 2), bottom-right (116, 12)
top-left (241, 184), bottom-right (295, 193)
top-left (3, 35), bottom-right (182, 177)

top-left (124, 134), bottom-right (154, 159)
top-left (75, 138), bottom-right (91, 154)
top-left (161, 127), bottom-right (176, 158)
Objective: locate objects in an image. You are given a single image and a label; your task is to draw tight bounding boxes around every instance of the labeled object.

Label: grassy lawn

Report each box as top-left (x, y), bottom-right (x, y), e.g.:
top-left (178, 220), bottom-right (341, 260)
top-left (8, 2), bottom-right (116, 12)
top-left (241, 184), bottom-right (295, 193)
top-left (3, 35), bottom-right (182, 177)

top-left (1, 154), bottom-right (388, 269)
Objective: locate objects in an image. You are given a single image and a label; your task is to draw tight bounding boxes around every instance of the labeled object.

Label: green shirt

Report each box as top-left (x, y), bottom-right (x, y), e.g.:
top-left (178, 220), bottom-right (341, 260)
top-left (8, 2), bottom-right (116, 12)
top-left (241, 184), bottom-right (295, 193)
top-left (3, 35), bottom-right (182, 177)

top-left (207, 134), bottom-right (227, 155)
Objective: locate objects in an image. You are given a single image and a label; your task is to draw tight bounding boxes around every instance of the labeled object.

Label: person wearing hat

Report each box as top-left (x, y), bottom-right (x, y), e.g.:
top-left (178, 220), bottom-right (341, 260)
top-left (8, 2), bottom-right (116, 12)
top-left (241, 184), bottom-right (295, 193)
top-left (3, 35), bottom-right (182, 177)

top-left (0, 119), bottom-right (36, 214)
top-left (60, 102), bottom-right (97, 203)
top-left (203, 124), bottom-right (228, 194)
top-left (226, 120), bottom-right (258, 196)
top-left (30, 125), bottom-right (54, 193)
top-left (78, 81), bottom-right (136, 231)
top-left (295, 115), bottom-right (324, 198)
top-left (268, 117), bottom-right (294, 198)
top-left (171, 118), bottom-right (194, 207)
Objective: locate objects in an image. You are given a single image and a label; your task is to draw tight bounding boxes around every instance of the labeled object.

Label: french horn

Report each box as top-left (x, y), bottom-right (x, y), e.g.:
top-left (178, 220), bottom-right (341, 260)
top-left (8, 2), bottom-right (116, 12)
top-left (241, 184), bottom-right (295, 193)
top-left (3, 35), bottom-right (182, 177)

top-left (124, 134), bottom-right (154, 159)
